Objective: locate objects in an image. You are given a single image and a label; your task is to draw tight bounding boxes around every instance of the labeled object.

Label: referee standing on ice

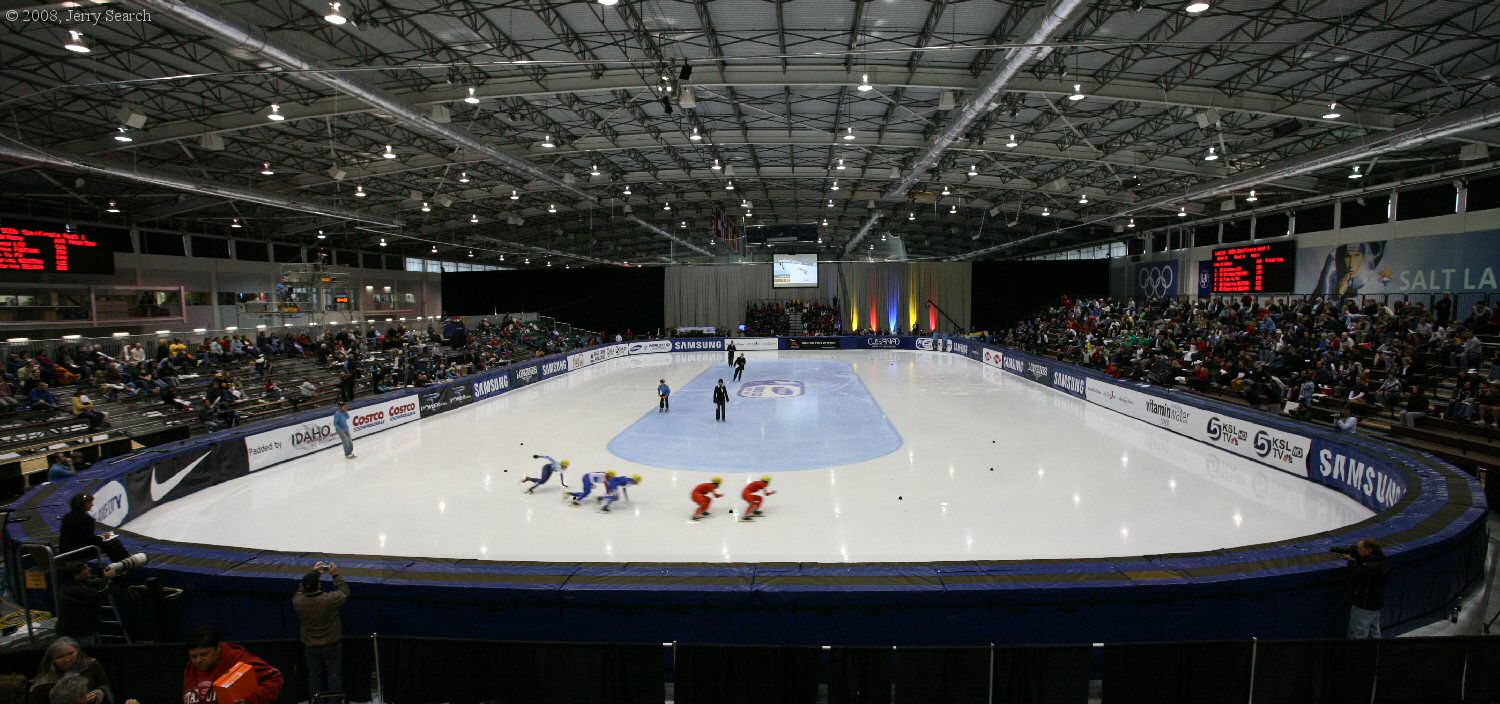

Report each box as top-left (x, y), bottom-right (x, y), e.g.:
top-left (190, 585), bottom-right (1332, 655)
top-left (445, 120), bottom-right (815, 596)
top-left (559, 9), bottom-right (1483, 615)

top-left (657, 379), bottom-right (671, 412)
top-left (713, 379), bottom-right (729, 422)
top-left (733, 354), bottom-right (747, 382)
top-left (726, 341), bottom-right (737, 366)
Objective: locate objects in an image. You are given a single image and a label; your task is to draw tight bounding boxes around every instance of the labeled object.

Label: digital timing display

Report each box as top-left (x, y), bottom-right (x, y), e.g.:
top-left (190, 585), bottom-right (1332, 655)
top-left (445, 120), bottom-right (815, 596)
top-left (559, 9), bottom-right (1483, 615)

top-left (0, 227), bottom-right (115, 274)
top-left (1211, 241), bottom-right (1295, 293)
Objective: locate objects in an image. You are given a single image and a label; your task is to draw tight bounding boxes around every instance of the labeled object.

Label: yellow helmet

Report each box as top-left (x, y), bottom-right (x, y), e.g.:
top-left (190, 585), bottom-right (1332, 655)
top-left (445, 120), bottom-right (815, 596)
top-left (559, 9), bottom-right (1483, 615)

top-left (711, 476), bottom-right (722, 484)
top-left (761, 475), bottom-right (772, 483)
top-left (561, 459), bottom-right (570, 468)
top-left (605, 470), bottom-right (617, 477)
top-left (632, 474), bottom-right (643, 483)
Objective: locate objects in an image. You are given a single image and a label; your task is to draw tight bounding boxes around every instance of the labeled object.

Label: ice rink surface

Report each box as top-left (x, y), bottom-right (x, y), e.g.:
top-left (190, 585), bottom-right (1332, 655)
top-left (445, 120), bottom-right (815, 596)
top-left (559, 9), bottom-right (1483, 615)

top-left (123, 350), bottom-right (1372, 563)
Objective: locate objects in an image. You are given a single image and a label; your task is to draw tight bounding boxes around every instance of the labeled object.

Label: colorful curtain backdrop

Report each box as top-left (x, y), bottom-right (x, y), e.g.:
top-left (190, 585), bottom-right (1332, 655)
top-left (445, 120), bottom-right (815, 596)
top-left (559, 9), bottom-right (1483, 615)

top-left (664, 261), bottom-right (971, 333)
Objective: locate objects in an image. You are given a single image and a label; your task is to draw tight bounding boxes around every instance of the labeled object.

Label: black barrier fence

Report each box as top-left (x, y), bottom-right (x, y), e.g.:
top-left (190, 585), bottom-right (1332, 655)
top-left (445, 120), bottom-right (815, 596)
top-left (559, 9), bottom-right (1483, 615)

top-left (0, 635), bottom-right (1496, 704)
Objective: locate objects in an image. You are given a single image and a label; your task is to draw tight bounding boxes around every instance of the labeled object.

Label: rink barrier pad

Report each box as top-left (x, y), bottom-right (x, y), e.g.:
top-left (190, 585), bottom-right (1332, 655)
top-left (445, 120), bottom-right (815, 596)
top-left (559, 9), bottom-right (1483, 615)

top-left (4, 336), bottom-right (1485, 645)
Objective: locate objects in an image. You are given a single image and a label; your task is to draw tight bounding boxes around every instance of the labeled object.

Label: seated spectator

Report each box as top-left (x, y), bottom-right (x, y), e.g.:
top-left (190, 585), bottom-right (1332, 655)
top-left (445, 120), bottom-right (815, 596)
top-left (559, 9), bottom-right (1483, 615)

top-left (290, 380), bottom-right (318, 411)
top-left (0, 376), bottom-right (18, 410)
top-left (197, 399), bottom-right (224, 432)
top-left (1400, 386), bottom-right (1429, 428)
top-left (71, 394), bottom-right (108, 431)
top-left (29, 640), bottom-right (114, 704)
top-left (48, 454), bottom-right (76, 482)
top-left (182, 625), bottom-right (284, 704)
top-left (1334, 407), bottom-right (1359, 434)
top-left (1477, 381), bottom-right (1500, 427)
top-left (29, 382), bottom-right (62, 417)
top-left (264, 381), bottom-right (283, 402)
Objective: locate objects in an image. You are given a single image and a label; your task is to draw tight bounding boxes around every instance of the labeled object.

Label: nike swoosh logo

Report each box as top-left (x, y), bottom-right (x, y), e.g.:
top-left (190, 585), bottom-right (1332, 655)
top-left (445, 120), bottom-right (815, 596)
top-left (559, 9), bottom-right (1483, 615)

top-left (150, 453), bottom-right (210, 502)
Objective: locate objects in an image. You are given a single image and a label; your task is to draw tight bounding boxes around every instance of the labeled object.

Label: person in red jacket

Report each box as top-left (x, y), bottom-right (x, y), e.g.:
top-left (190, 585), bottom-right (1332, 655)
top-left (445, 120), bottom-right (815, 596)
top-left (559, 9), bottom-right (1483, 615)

top-left (182, 625), bottom-right (285, 704)
top-left (741, 475), bottom-right (776, 519)
top-left (690, 477), bottom-right (723, 521)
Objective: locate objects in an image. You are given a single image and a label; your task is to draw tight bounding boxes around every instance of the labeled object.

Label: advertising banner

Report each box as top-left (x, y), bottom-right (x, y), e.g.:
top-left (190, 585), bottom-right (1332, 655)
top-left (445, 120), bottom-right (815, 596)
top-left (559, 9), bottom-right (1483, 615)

top-left (511, 362), bottom-right (542, 388)
top-left (914, 338), bottom-right (936, 351)
top-left (1049, 367), bottom-right (1088, 399)
top-left (349, 394), bottom-right (420, 438)
top-left (246, 416), bottom-right (338, 471)
top-left (950, 339), bottom-right (980, 360)
top-left (730, 338), bottom-right (780, 351)
top-left (787, 337), bottom-right (840, 349)
top-left (1085, 379), bottom-right (1148, 419)
top-left (855, 336), bottom-right (905, 349)
top-left (419, 381), bottom-right (475, 417)
top-left (107, 439), bottom-right (251, 525)
top-left (538, 356), bottom-right (569, 380)
top-left (1195, 413), bottom-right (1311, 476)
top-left (672, 338), bottom-right (726, 352)
top-left (627, 340), bottom-right (673, 355)
top-left (568, 344), bottom-right (630, 371)
top-left (1308, 439), bottom-right (1408, 512)
top-left (1295, 229), bottom-right (1500, 296)
top-left (1135, 261), bottom-right (1180, 297)
top-left (982, 347), bottom-right (1004, 369)
top-left (471, 371), bottom-right (512, 400)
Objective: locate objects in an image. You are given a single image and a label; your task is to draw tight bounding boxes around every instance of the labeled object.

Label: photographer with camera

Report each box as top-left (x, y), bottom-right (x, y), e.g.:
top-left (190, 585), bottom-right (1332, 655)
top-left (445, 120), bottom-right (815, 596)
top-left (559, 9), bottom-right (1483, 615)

top-left (1330, 538), bottom-right (1388, 639)
top-left (54, 563), bottom-right (118, 646)
top-left (293, 562), bottom-right (349, 702)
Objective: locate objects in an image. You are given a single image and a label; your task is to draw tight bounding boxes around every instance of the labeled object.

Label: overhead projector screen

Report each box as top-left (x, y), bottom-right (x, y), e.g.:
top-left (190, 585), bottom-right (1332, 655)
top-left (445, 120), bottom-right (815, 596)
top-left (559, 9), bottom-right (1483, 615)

top-left (772, 254), bottom-right (818, 288)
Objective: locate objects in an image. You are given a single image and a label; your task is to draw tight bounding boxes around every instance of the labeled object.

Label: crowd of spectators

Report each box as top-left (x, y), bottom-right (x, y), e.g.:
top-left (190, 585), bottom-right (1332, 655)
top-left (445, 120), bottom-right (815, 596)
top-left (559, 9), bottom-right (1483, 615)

top-left (996, 293), bottom-right (1498, 429)
top-left (744, 299), bottom-right (843, 335)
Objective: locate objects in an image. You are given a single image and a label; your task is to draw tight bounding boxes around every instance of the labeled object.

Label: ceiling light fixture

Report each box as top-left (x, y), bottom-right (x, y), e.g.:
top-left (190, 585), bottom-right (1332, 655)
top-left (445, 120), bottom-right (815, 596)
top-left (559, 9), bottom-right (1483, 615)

top-left (260, 162), bottom-right (274, 175)
top-left (941, 185), bottom-right (950, 196)
top-left (827, 199), bottom-right (834, 208)
top-left (1127, 218), bottom-right (1135, 228)
top-left (1069, 84), bottom-right (1085, 101)
top-left (843, 127), bottom-right (856, 141)
top-left (690, 127), bottom-right (702, 141)
top-left (105, 200), bottom-right (120, 213)
top-left (382, 145), bottom-right (396, 159)
top-left (858, 74), bottom-right (873, 92)
top-left (622, 185), bottom-right (632, 195)
top-left (470, 213), bottom-right (479, 223)
top-left (230, 218), bottom-right (242, 228)
top-left (548, 203), bottom-right (558, 213)
top-left (680, 221), bottom-right (687, 229)
top-left (541, 134), bottom-right (556, 148)
top-left (1078, 193), bottom-right (1089, 204)
top-left (1246, 189), bottom-right (1258, 202)
top-left (908, 212), bottom-right (916, 221)
top-left (510, 190), bottom-right (520, 200)
top-left (968, 163), bottom-right (978, 177)
top-left (1178, 206), bottom-right (1188, 216)
top-left (458, 171), bottom-right (470, 183)
top-left (1042, 206), bottom-right (1050, 216)
top-left (468, 250), bottom-right (474, 258)
top-left (63, 30), bottom-right (91, 53)
top-left (379, 238), bottom-right (386, 246)
top-left (830, 180), bottom-right (840, 191)
top-left (711, 158), bottom-right (722, 171)
top-left (836, 158), bottom-right (846, 170)
top-left (725, 180), bottom-right (734, 190)
top-left (1204, 146), bottom-right (1219, 161)
top-left (590, 163), bottom-right (601, 176)
top-left (324, 1), bottom-right (347, 24)
top-left (464, 87), bottom-right (479, 104)
top-left (113, 127), bottom-right (133, 143)
top-left (663, 202), bottom-right (671, 211)
top-left (1323, 102), bottom-right (1341, 119)
top-left (267, 103), bottom-right (285, 121)
top-left (821, 218), bottom-right (828, 226)
top-left (431, 245), bottom-right (438, 253)
top-left (1185, 1), bottom-right (1210, 13)
top-left (316, 230), bottom-right (326, 239)
top-left (355, 185), bottom-right (366, 197)
top-left (1348, 165), bottom-right (1363, 179)
top-left (949, 204), bottom-right (958, 214)
top-left (420, 201), bottom-right (431, 212)
top-left (1006, 134), bottom-right (1018, 148)
top-left (598, 0), bottom-right (619, 6)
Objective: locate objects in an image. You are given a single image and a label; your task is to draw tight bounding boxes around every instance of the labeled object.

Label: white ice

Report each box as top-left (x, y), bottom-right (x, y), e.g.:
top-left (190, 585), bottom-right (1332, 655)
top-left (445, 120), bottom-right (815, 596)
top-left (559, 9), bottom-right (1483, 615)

top-left (123, 350), bottom-right (1372, 563)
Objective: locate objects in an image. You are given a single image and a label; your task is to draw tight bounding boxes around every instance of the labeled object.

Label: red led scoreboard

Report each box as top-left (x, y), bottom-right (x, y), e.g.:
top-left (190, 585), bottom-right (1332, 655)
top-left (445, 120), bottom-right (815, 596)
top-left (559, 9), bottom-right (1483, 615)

top-left (1210, 241), bottom-right (1295, 294)
top-left (0, 227), bottom-right (114, 275)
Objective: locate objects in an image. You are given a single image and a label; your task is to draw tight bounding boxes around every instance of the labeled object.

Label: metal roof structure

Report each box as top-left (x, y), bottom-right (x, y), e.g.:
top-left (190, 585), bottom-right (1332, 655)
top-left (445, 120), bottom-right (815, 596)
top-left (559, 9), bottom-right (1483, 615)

top-left (1, 0), bottom-right (1498, 265)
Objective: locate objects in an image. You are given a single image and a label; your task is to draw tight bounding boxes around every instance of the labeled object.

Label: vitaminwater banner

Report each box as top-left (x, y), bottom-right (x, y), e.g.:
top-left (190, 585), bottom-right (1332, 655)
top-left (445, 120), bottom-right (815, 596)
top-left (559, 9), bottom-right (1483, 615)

top-left (1296, 229), bottom-right (1500, 297)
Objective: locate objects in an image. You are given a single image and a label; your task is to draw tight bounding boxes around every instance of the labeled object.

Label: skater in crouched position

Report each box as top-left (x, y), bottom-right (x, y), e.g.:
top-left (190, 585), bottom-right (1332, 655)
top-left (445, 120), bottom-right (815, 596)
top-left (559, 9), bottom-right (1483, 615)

top-left (568, 470), bottom-right (616, 504)
top-left (521, 454), bottom-right (569, 493)
top-left (690, 477), bottom-right (723, 520)
top-left (598, 474), bottom-right (642, 512)
top-left (741, 475), bottom-right (776, 518)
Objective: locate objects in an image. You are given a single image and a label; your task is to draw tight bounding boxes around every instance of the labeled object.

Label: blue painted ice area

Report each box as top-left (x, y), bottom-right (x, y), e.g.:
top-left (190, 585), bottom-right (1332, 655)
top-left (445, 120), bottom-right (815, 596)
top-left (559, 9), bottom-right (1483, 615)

top-left (607, 359), bottom-right (903, 472)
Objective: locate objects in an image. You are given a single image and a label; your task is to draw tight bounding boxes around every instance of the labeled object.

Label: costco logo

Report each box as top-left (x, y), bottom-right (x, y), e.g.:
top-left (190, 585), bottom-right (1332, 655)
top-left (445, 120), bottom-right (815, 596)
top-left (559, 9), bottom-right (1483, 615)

top-left (351, 410), bottom-right (385, 428)
top-left (386, 401), bottom-right (417, 421)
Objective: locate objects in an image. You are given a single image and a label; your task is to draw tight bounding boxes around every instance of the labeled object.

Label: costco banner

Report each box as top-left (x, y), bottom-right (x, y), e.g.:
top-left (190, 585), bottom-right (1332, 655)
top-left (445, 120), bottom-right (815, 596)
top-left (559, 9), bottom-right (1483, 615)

top-left (245, 394), bottom-right (418, 470)
top-left (350, 394), bottom-right (420, 438)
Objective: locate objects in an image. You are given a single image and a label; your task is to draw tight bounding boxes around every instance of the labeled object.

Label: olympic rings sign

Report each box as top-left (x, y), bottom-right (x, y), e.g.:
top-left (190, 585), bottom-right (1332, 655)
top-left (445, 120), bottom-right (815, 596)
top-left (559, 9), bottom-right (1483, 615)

top-left (1135, 263), bottom-right (1178, 296)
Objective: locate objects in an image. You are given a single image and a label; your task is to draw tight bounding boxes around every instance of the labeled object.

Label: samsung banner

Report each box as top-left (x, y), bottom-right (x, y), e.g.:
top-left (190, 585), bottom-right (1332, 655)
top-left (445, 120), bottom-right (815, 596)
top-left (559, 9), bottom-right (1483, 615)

top-left (1296, 230), bottom-right (1500, 297)
top-left (672, 338), bottom-right (726, 351)
top-left (1308, 439), bottom-right (1408, 512)
top-left (472, 371), bottom-right (513, 400)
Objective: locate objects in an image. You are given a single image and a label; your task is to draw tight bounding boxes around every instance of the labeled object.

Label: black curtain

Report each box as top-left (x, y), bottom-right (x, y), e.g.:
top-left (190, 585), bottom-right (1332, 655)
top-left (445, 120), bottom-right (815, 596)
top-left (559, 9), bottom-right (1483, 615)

top-left (827, 647), bottom-right (892, 704)
top-left (673, 644), bottom-right (820, 704)
top-left (993, 644), bottom-right (1092, 704)
top-left (440, 269), bottom-right (665, 335)
top-left (1252, 639), bottom-right (1378, 704)
top-left (969, 261), bottom-right (1110, 333)
top-left (892, 647), bottom-right (990, 704)
top-left (379, 638), bottom-right (660, 704)
top-left (1101, 641), bottom-right (1251, 704)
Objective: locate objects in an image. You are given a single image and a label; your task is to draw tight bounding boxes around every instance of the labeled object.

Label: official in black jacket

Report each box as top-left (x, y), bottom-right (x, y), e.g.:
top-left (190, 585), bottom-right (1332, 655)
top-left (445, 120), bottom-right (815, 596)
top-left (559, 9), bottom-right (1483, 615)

top-left (713, 379), bottom-right (729, 422)
top-left (58, 493), bottom-right (131, 563)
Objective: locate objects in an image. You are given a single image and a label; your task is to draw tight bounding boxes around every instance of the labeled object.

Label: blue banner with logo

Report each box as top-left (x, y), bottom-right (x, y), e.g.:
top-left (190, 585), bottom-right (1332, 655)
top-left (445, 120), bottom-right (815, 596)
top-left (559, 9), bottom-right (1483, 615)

top-left (537, 355), bottom-right (569, 380)
top-left (471, 370), bottom-right (513, 400)
top-left (1048, 366), bottom-right (1088, 399)
top-left (510, 362), bottom-right (542, 388)
top-left (1135, 261), bottom-right (1180, 297)
top-left (418, 380), bottom-right (475, 417)
top-left (1306, 439), bottom-right (1410, 513)
top-left (1197, 260), bottom-right (1214, 299)
top-left (672, 338), bottom-right (726, 351)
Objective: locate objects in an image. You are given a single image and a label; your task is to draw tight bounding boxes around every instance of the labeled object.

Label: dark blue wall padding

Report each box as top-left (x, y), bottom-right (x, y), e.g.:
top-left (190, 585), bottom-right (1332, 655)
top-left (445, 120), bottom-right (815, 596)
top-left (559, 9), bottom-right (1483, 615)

top-left (4, 338), bottom-right (1486, 646)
